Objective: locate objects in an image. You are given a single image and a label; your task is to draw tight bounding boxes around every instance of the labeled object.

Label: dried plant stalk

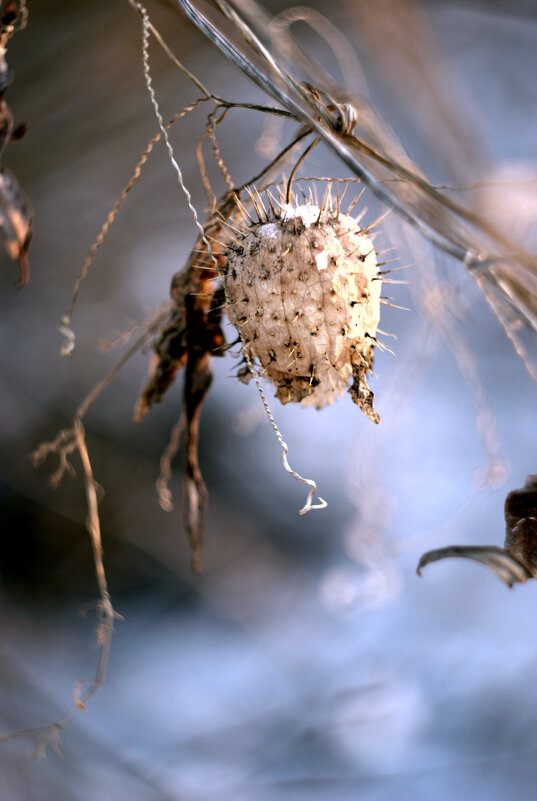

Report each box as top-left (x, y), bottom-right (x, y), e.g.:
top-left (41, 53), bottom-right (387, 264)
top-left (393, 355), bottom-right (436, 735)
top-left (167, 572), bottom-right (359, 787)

top-left (11, 309), bottom-right (166, 747)
top-left (12, 421), bottom-right (120, 755)
top-left (0, 0), bottom-right (32, 286)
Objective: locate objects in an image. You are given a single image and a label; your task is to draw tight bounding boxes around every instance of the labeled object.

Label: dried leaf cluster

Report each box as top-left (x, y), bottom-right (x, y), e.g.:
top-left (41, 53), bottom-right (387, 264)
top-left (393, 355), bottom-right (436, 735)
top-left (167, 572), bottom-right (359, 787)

top-left (0, 0), bottom-right (32, 286)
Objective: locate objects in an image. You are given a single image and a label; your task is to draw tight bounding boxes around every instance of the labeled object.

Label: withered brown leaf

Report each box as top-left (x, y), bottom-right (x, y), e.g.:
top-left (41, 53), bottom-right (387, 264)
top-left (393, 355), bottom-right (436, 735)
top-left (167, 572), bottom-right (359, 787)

top-left (417, 475), bottom-right (537, 588)
top-left (135, 196), bottom-right (234, 571)
top-left (0, 165), bottom-right (33, 287)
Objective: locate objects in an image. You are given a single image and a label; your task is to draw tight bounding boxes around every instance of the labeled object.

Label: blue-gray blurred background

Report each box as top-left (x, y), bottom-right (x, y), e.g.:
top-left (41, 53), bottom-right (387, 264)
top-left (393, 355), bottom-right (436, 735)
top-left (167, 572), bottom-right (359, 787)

top-left (2, 1), bottom-right (537, 799)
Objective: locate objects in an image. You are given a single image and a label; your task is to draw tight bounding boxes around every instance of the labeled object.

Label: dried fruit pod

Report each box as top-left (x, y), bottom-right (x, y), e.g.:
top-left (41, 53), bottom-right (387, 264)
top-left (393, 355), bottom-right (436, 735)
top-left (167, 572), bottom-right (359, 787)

top-left (224, 194), bottom-right (382, 420)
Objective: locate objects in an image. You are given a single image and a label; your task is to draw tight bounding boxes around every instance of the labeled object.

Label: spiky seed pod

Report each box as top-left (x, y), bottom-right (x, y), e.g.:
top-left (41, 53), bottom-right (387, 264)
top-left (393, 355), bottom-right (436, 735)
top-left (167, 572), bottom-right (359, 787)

top-left (224, 192), bottom-right (382, 421)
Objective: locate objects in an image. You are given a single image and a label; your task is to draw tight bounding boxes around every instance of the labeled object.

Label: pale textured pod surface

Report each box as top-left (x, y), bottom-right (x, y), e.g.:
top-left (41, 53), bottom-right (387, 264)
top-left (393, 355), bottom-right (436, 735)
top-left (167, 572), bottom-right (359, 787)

top-left (225, 204), bottom-right (380, 409)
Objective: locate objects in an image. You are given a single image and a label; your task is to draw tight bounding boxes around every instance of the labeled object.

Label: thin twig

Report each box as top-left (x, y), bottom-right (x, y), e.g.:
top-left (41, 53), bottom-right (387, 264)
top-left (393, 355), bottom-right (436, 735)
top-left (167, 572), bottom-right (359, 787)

top-left (60, 98), bottom-right (208, 356)
top-left (17, 421), bottom-right (121, 755)
top-left (285, 136), bottom-right (320, 204)
top-left (76, 307), bottom-right (169, 421)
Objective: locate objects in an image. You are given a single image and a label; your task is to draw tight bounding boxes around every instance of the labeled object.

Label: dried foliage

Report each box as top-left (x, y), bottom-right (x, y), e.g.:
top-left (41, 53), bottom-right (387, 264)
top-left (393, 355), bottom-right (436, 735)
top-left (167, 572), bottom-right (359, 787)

top-left (4, 419), bottom-right (121, 755)
top-left (10, 0), bottom-right (537, 753)
top-left (0, 0), bottom-right (32, 286)
top-left (418, 475), bottom-right (537, 588)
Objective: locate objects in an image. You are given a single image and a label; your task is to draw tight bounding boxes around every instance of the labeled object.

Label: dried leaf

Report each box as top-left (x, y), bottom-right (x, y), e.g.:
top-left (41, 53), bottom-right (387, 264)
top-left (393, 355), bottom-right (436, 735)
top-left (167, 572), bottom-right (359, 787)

top-left (0, 165), bottom-right (33, 287)
top-left (417, 545), bottom-right (531, 588)
top-left (504, 474), bottom-right (537, 575)
top-left (418, 475), bottom-right (537, 588)
top-left (135, 210), bottom-right (227, 569)
top-left (135, 196), bottom-right (233, 420)
top-left (183, 351), bottom-right (212, 574)
top-left (0, 99), bottom-right (13, 157)
top-left (1, 1), bottom-right (22, 28)
top-left (349, 353), bottom-right (379, 423)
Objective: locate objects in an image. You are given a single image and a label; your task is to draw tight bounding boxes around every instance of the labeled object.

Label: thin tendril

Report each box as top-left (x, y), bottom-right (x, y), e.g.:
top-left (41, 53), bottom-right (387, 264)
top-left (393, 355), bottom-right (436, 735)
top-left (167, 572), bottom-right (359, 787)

top-left (60, 98), bottom-right (208, 356)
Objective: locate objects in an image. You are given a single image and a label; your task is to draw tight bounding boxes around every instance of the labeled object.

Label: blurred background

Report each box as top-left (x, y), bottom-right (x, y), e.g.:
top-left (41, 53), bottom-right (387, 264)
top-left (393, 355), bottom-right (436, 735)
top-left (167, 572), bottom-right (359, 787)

top-left (2, 1), bottom-right (537, 799)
